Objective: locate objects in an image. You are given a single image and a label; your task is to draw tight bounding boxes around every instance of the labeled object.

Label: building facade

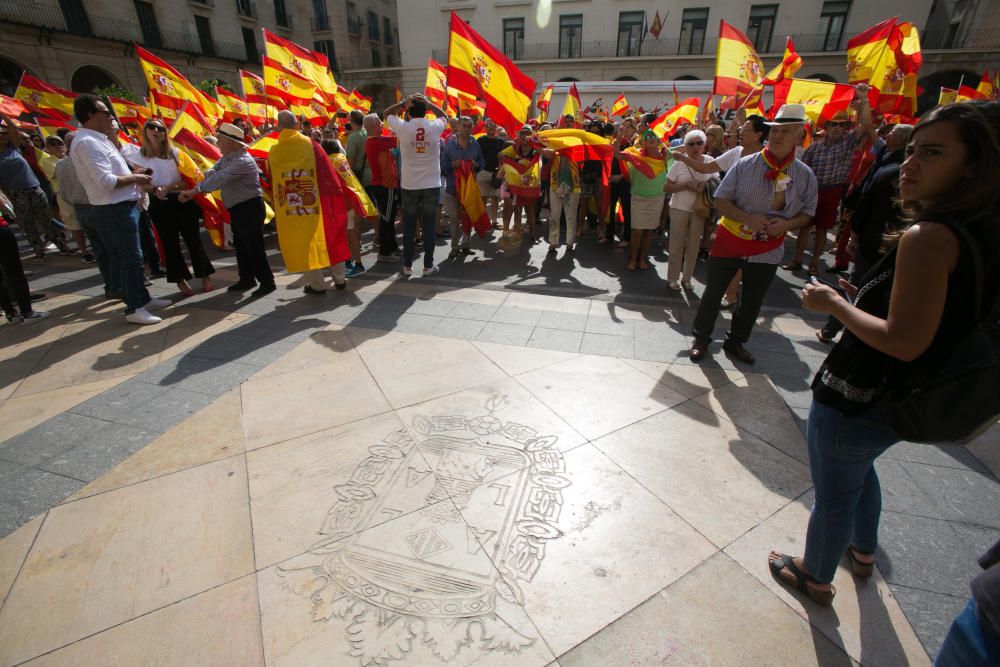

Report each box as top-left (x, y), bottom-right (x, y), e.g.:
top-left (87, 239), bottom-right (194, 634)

top-left (398, 0), bottom-right (1000, 114)
top-left (0, 0), bottom-right (402, 109)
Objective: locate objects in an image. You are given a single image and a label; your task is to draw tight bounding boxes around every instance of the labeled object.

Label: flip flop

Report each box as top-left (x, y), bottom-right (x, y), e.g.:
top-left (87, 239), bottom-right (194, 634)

top-left (847, 546), bottom-right (875, 578)
top-left (769, 554), bottom-right (835, 606)
top-left (781, 261), bottom-right (803, 271)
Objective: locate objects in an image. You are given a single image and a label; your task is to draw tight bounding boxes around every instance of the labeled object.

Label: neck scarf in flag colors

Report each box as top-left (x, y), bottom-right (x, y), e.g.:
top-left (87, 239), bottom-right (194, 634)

top-left (761, 147), bottom-right (794, 180)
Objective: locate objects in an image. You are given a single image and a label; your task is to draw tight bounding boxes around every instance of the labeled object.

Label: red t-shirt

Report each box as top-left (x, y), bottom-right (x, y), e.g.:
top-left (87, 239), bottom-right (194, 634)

top-left (365, 136), bottom-right (398, 188)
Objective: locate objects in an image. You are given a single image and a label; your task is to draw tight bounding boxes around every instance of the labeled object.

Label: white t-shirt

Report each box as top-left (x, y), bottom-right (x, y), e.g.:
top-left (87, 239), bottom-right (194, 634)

top-left (713, 146), bottom-right (744, 173)
top-left (121, 144), bottom-right (182, 188)
top-left (667, 154), bottom-right (716, 212)
top-left (386, 114), bottom-right (447, 190)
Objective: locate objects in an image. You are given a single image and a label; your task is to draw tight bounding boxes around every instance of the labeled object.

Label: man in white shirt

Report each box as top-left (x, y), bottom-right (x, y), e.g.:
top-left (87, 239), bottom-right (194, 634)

top-left (383, 93), bottom-right (447, 276)
top-left (71, 95), bottom-right (169, 324)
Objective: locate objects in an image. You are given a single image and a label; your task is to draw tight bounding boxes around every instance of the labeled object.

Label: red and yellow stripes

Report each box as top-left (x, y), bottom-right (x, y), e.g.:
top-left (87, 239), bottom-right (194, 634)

top-left (713, 21), bottom-right (766, 99)
top-left (15, 73), bottom-right (76, 121)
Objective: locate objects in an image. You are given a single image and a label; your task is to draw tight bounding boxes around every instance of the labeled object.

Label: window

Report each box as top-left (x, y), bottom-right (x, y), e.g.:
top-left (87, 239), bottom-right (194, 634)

top-left (747, 5), bottom-right (778, 53)
top-left (195, 15), bottom-right (215, 56)
top-left (617, 11), bottom-right (644, 57)
top-left (57, 0), bottom-right (92, 35)
top-left (371, 49), bottom-right (381, 68)
top-left (678, 8), bottom-right (709, 55)
top-left (242, 26), bottom-right (259, 63)
top-left (314, 40), bottom-right (337, 69)
top-left (383, 17), bottom-right (393, 45)
top-left (367, 11), bottom-right (380, 41)
top-left (275, 0), bottom-right (290, 27)
top-left (559, 14), bottom-right (582, 59)
top-left (133, 1), bottom-right (162, 48)
top-left (818, 1), bottom-right (850, 51)
top-left (235, 0), bottom-right (255, 18)
top-left (503, 18), bottom-right (525, 60)
top-left (346, 2), bottom-right (361, 35)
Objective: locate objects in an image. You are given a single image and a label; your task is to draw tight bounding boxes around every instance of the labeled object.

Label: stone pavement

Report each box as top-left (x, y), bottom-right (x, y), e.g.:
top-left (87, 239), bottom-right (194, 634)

top-left (0, 237), bottom-right (997, 666)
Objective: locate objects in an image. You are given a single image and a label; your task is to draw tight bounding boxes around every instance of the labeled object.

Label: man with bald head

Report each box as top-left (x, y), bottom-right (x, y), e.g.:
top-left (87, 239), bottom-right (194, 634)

top-left (363, 113), bottom-right (400, 259)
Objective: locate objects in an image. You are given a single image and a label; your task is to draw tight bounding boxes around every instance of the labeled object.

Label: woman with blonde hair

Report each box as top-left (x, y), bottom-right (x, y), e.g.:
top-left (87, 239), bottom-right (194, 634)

top-left (124, 119), bottom-right (214, 296)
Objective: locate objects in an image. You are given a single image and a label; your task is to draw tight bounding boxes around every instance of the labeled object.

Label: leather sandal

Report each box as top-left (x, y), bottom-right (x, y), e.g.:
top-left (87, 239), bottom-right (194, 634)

top-left (847, 546), bottom-right (875, 578)
top-left (781, 261), bottom-right (803, 271)
top-left (769, 554), bottom-right (836, 606)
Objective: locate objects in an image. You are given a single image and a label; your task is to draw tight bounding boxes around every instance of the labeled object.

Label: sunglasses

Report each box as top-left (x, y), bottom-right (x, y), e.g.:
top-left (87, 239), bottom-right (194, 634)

top-left (685, 140), bottom-right (704, 146)
top-left (147, 125), bottom-right (166, 132)
top-left (827, 121), bottom-right (849, 126)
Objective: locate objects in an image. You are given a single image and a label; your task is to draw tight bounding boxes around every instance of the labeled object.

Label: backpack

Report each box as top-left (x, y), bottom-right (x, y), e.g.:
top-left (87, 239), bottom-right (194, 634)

top-left (879, 222), bottom-right (1000, 444)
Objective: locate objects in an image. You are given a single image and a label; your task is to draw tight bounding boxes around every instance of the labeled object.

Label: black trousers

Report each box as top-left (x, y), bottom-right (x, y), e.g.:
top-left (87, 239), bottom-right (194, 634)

top-left (609, 179), bottom-right (632, 241)
top-left (369, 185), bottom-right (399, 255)
top-left (229, 197), bottom-right (274, 287)
top-left (138, 210), bottom-right (161, 272)
top-left (692, 256), bottom-right (778, 344)
top-left (148, 195), bottom-right (214, 283)
top-left (0, 225), bottom-right (32, 316)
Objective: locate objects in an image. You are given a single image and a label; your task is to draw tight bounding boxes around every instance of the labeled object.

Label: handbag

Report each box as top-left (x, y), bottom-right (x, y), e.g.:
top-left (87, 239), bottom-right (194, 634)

top-left (687, 164), bottom-right (713, 218)
top-left (879, 221), bottom-right (1000, 444)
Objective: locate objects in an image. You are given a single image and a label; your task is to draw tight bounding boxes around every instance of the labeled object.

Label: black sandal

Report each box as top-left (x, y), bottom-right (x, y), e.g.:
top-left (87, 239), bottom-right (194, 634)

top-left (769, 554), bottom-right (836, 606)
top-left (847, 546), bottom-right (875, 578)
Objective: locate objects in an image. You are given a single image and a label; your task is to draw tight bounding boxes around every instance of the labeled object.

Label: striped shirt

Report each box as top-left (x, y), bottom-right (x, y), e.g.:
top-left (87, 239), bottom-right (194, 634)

top-left (197, 147), bottom-right (262, 208)
top-left (802, 129), bottom-right (861, 187)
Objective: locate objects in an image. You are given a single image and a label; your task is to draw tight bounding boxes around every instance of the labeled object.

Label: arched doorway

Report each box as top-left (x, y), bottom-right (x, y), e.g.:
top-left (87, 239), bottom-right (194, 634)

top-left (557, 77), bottom-right (579, 82)
top-left (0, 56), bottom-right (31, 97)
top-left (917, 69), bottom-right (978, 115)
top-left (676, 74), bottom-right (700, 80)
top-left (70, 65), bottom-right (120, 94)
top-left (614, 75), bottom-right (638, 81)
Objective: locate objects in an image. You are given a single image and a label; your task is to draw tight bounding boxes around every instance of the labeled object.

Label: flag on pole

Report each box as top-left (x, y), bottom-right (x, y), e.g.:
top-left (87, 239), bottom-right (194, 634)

top-left (672, 82), bottom-right (680, 106)
top-left (394, 86), bottom-right (403, 103)
top-left (424, 58), bottom-right (449, 110)
top-left (713, 21), bottom-right (766, 100)
top-left (447, 11), bottom-right (536, 135)
top-left (136, 45), bottom-right (221, 124)
top-left (773, 78), bottom-right (856, 125)
top-left (263, 56), bottom-right (318, 106)
top-left (262, 29), bottom-right (337, 103)
top-left (215, 87), bottom-right (249, 124)
top-left (536, 84), bottom-right (553, 122)
top-left (108, 97), bottom-right (146, 126)
top-left (847, 18), bottom-right (922, 118)
top-left (168, 99), bottom-right (216, 140)
top-left (700, 96), bottom-right (715, 127)
top-left (561, 82), bottom-right (582, 124)
top-left (762, 37), bottom-right (803, 85)
top-left (975, 70), bottom-right (995, 100)
top-left (15, 73), bottom-right (76, 121)
top-left (649, 11), bottom-right (664, 38)
top-left (649, 97), bottom-right (701, 140)
top-left (611, 93), bottom-right (630, 117)
top-left (937, 87), bottom-right (958, 106)
top-left (241, 70), bottom-right (267, 104)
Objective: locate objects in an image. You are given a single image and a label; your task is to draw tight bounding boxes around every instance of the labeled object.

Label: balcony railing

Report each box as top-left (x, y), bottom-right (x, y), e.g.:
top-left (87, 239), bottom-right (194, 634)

top-left (188, 0), bottom-right (214, 7)
top-left (0, 1), bottom-right (249, 61)
top-left (311, 14), bottom-right (330, 31)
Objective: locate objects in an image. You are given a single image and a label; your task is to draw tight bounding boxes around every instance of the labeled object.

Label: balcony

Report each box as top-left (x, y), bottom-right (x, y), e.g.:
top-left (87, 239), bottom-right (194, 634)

top-left (0, 1), bottom-right (249, 61)
top-left (347, 16), bottom-right (361, 36)
top-left (311, 15), bottom-right (330, 32)
top-left (188, 0), bottom-right (215, 8)
top-left (235, 0), bottom-right (256, 20)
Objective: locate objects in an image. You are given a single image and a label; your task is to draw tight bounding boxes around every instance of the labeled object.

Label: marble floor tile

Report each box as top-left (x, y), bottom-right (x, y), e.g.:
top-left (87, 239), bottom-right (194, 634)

top-left (249, 325), bottom-right (355, 380)
top-left (156, 312), bottom-right (252, 362)
top-left (505, 292), bottom-right (591, 314)
top-left (587, 300), bottom-right (685, 325)
top-left (693, 373), bottom-right (810, 465)
top-left (257, 500), bottom-right (555, 667)
top-left (12, 335), bottom-right (160, 397)
top-left (623, 359), bottom-right (744, 399)
top-left (0, 457), bottom-right (254, 666)
top-left (473, 341), bottom-right (579, 377)
top-left (246, 412), bottom-right (436, 569)
top-left (349, 331), bottom-right (507, 409)
top-left (67, 389), bottom-right (245, 501)
top-left (723, 491), bottom-right (930, 667)
top-left (967, 421), bottom-right (1000, 479)
top-left (595, 401), bottom-right (811, 548)
top-left (558, 553), bottom-right (853, 667)
top-left (241, 348), bottom-right (390, 450)
top-left (22, 575), bottom-right (264, 667)
top-left (0, 514), bottom-right (43, 608)
top-left (457, 443), bottom-right (717, 657)
top-left (0, 349), bottom-right (47, 403)
top-left (516, 355), bottom-right (687, 440)
top-left (0, 375), bottom-right (134, 445)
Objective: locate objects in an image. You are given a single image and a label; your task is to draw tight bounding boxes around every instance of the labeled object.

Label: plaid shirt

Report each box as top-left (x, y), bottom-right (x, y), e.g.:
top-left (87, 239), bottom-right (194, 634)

top-left (802, 129), bottom-right (861, 187)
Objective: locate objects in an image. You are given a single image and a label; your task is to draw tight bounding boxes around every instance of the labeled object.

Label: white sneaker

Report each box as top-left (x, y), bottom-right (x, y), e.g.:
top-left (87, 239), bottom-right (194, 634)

top-left (423, 265), bottom-right (440, 276)
top-left (125, 308), bottom-right (162, 325)
top-left (21, 311), bottom-right (49, 324)
top-left (402, 266), bottom-right (413, 276)
top-left (145, 298), bottom-right (172, 310)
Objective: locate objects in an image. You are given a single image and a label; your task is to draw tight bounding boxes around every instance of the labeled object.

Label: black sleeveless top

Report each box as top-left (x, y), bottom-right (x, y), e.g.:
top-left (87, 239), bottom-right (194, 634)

top-left (812, 218), bottom-right (1000, 415)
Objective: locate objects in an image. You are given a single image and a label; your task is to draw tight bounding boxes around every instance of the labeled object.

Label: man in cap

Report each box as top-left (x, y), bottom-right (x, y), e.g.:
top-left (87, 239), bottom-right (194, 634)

top-left (784, 84), bottom-right (874, 275)
top-left (689, 103), bottom-right (818, 364)
top-left (179, 122), bottom-right (275, 296)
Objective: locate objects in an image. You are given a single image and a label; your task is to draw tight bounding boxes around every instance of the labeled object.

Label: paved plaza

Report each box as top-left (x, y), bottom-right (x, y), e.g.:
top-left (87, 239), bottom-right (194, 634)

top-left (0, 231), bottom-right (997, 666)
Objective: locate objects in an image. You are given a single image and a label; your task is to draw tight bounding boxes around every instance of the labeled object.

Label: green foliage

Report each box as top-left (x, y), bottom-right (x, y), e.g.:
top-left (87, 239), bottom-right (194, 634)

top-left (197, 79), bottom-right (233, 99)
top-left (92, 84), bottom-right (141, 103)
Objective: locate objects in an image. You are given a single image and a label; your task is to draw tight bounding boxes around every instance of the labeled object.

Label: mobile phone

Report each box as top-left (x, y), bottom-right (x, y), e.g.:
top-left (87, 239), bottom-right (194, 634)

top-left (808, 274), bottom-right (848, 299)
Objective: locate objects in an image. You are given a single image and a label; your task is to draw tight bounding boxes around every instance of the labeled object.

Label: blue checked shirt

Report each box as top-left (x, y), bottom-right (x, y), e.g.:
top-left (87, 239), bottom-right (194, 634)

top-left (802, 129), bottom-right (861, 187)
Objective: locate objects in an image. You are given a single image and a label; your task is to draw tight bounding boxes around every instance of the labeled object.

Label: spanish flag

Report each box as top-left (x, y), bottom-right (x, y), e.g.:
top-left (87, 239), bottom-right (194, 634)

top-left (455, 160), bottom-right (490, 238)
top-left (168, 100), bottom-right (215, 140)
top-left (349, 89), bottom-right (371, 112)
top-left (846, 18), bottom-right (898, 85)
top-left (713, 21), bottom-right (766, 100)
top-left (937, 87), bottom-right (958, 106)
top-left (537, 128), bottom-right (613, 217)
top-left (109, 97), bottom-right (148, 126)
top-left (394, 86), bottom-right (403, 103)
top-left (498, 145), bottom-right (541, 199)
top-left (762, 37), bottom-right (803, 85)
top-left (216, 87), bottom-right (249, 124)
top-left (167, 111), bottom-right (231, 248)
top-left (620, 146), bottom-right (667, 179)
top-left (536, 84), bottom-right (553, 122)
top-left (976, 70), bottom-right (995, 100)
top-left (263, 56), bottom-right (318, 106)
top-left (650, 10), bottom-right (664, 39)
top-left (136, 45), bottom-right (221, 125)
top-left (561, 83), bottom-right (582, 125)
top-left (262, 29), bottom-right (337, 103)
top-left (0, 94), bottom-right (27, 117)
top-left (35, 116), bottom-right (75, 138)
top-left (328, 152), bottom-right (377, 219)
top-left (848, 18), bottom-right (922, 118)
top-left (241, 69), bottom-right (267, 104)
top-left (956, 83), bottom-right (986, 102)
top-left (611, 93), bottom-right (630, 117)
top-left (424, 59), bottom-right (449, 109)
top-left (773, 78), bottom-right (856, 125)
top-left (650, 97), bottom-right (701, 140)
top-left (15, 73), bottom-right (76, 121)
top-left (447, 11), bottom-right (535, 136)
top-left (267, 129), bottom-right (349, 273)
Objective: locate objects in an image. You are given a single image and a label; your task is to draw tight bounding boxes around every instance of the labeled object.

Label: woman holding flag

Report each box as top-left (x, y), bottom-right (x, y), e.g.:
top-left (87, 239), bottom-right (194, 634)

top-left (616, 130), bottom-right (670, 271)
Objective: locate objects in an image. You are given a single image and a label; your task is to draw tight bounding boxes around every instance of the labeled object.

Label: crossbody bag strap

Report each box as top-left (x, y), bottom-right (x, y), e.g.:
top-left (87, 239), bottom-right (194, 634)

top-left (939, 221), bottom-right (989, 323)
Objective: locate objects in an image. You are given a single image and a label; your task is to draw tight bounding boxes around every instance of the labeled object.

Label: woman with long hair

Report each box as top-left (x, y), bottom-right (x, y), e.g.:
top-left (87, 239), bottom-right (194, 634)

top-left (767, 102), bottom-right (1000, 607)
top-left (126, 120), bottom-right (214, 296)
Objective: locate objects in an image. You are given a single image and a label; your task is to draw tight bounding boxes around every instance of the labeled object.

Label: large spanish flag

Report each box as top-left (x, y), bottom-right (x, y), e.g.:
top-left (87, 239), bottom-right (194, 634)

top-left (848, 18), bottom-right (922, 118)
top-left (847, 18), bottom-right (898, 85)
top-left (650, 97), bottom-right (701, 140)
top-left (713, 21), bottom-right (766, 99)
top-left (762, 37), bottom-right (803, 85)
top-left (611, 93), bottom-right (630, 117)
top-left (447, 11), bottom-right (535, 136)
top-left (328, 152), bottom-right (377, 219)
top-left (263, 56), bottom-right (318, 106)
top-left (498, 145), bottom-right (540, 199)
top-left (537, 128), bottom-right (613, 216)
top-left (773, 78), bottom-right (856, 125)
top-left (15, 74), bottom-right (76, 121)
top-left (536, 83), bottom-right (553, 122)
top-left (620, 146), bottom-right (667, 179)
top-left (455, 160), bottom-right (490, 238)
top-left (267, 129), bottom-right (349, 273)
top-left (167, 111), bottom-right (231, 247)
top-left (262, 28), bottom-right (337, 102)
top-left (424, 59), bottom-right (449, 109)
top-left (216, 87), bottom-right (249, 124)
top-left (136, 45), bottom-right (221, 125)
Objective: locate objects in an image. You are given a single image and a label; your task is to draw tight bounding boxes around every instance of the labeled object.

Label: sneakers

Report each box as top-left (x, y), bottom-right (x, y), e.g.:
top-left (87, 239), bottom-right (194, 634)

top-left (145, 298), bottom-right (172, 310)
top-left (82, 253), bottom-right (96, 264)
top-left (20, 311), bottom-right (49, 324)
top-left (402, 266), bottom-right (413, 276)
top-left (143, 277), bottom-right (154, 286)
top-left (29, 292), bottom-right (47, 302)
top-left (125, 308), bottom-right (162, 325)
top-left (377, 253), bottom-right (401, 263)
top-left (346, 262), bottom-right (366, 278)
top-left (423, 265), bottom-right (440, 276)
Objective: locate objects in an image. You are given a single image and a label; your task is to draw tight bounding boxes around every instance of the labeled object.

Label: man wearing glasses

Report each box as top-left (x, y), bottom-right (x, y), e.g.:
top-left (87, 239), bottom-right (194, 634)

top-left (71, 94), bottom-right (170, 325)
top-left (783, 84), bottom-right (874, 276)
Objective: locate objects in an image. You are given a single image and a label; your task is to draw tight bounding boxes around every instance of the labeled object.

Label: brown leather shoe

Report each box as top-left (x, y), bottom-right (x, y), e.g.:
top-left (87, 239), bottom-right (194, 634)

top-left (723, 340), bottom-right (755, 365)
top-left (689, 339), bottom-right (709, 362)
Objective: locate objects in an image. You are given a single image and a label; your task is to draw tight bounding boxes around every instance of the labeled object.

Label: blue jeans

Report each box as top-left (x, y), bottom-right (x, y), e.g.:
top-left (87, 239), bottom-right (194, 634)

top-left (96, 201), bottom-right (149, 314)
top-left (75, 205), bottom-right (117, 295)
top-left (935, 599), bottom-right (1000, 666)
top-left (401, 187), bottom-right (438, 269)
top-left (803, 400), bottom-right (899, 583)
